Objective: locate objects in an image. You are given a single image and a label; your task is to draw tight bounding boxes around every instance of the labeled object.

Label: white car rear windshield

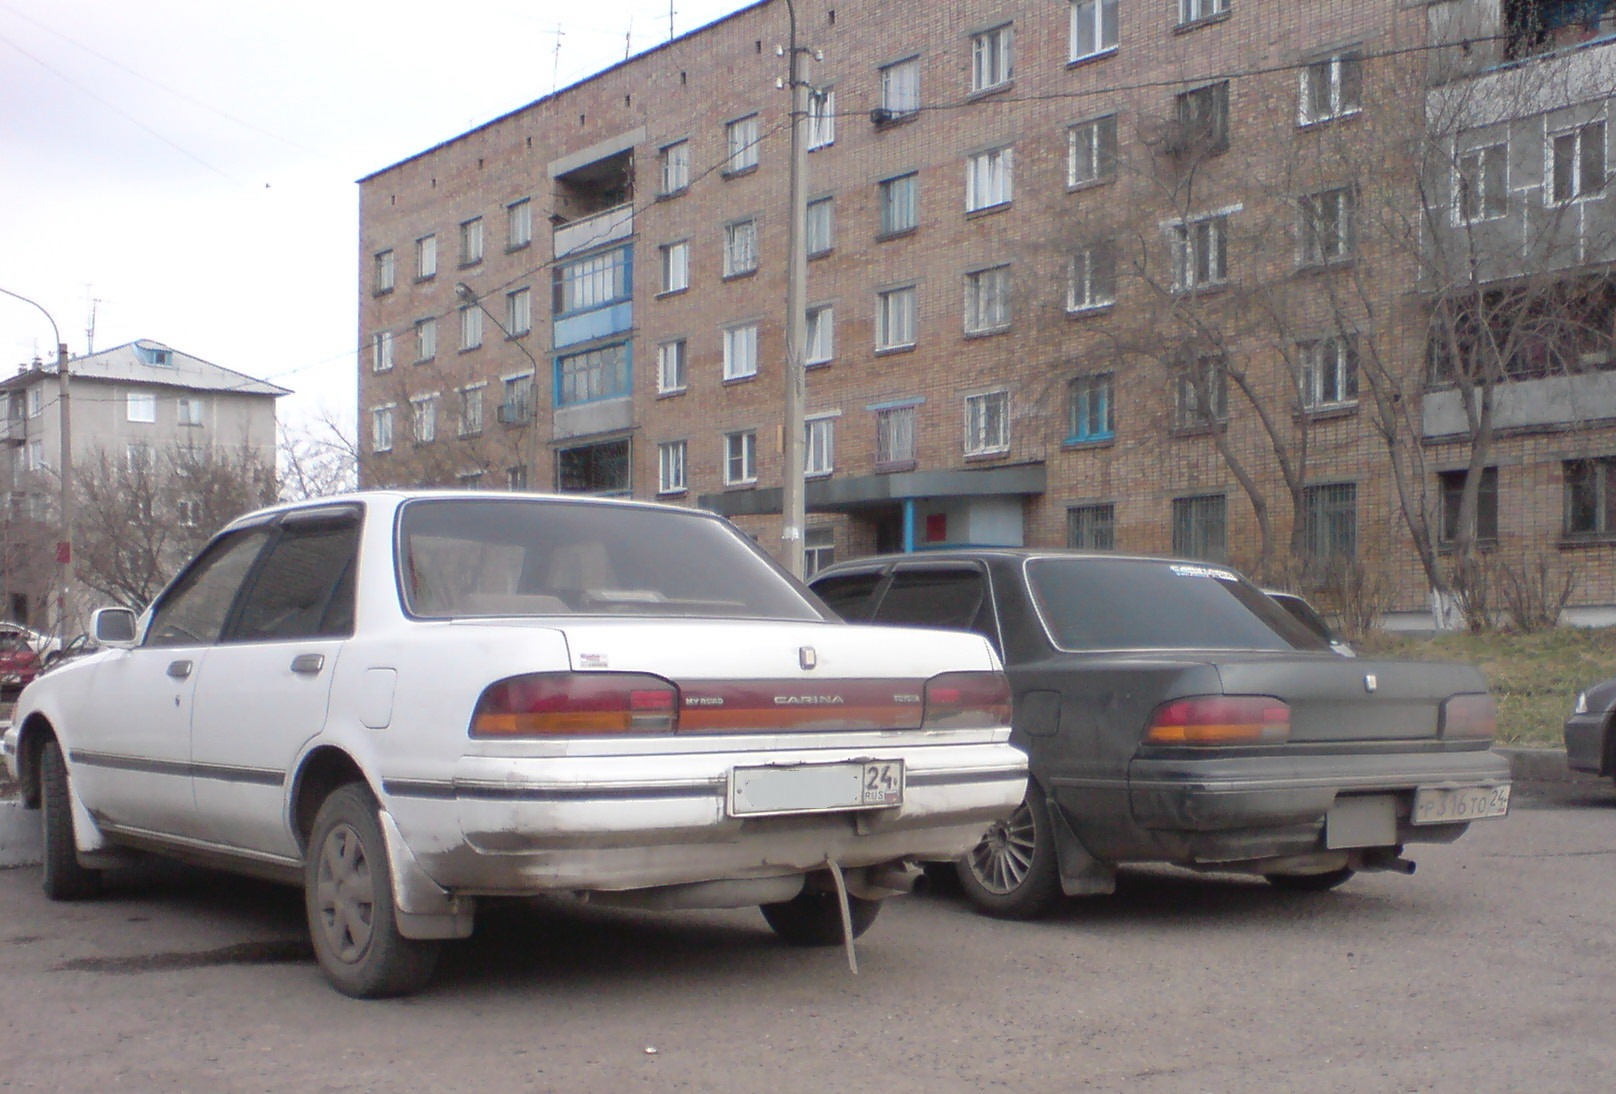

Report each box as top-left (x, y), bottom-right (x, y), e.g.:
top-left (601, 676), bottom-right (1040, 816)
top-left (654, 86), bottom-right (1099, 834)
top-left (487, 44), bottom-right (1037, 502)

top-left (398, 498), bottom-right (824, 621)
top-left (1025, 557), bottom-right (1329, 653)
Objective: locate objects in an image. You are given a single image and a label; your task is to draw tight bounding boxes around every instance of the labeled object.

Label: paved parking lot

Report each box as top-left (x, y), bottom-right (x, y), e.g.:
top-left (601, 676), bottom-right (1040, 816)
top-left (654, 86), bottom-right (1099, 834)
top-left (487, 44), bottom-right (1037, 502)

top-left (1, 776), bottom-right (1613, 1093)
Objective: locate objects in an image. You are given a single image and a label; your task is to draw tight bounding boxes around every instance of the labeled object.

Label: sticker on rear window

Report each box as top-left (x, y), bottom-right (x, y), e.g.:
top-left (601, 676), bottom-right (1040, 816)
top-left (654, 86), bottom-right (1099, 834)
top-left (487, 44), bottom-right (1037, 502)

top-left (1169, 563), bottom-right (1239, 582)
top-left (578, 652), bottom-right (608, 669)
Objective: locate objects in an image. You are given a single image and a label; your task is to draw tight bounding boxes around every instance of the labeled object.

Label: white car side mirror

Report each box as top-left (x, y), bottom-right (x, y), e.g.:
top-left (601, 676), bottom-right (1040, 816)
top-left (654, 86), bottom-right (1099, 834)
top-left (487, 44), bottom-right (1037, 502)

top-left (92, 607), bottom-right (138, 648)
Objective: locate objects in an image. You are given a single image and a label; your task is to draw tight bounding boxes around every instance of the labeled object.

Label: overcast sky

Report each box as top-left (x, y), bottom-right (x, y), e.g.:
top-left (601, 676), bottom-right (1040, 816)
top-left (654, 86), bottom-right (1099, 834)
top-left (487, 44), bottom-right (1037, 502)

top-left (0, 0), bottom-right (755, 433)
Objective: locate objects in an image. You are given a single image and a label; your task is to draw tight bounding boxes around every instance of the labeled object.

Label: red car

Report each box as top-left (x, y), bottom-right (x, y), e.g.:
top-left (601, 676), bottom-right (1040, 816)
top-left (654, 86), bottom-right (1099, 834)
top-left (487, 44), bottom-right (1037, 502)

top-left (0, 633), bottom-right (40, 696)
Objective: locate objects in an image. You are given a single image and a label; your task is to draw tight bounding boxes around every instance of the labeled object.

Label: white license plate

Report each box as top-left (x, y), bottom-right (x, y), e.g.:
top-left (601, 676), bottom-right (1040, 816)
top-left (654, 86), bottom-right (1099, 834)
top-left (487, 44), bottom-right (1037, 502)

top-left (1412, 784), bottom-right (1511, 825)
top-left (729, 760), bottom-right (904, 817)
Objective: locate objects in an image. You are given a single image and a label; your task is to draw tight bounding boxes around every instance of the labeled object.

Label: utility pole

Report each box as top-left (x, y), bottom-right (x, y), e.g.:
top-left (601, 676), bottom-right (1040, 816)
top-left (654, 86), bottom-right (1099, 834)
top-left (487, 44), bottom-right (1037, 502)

top-left (780, 0), bottom-right (810, 578)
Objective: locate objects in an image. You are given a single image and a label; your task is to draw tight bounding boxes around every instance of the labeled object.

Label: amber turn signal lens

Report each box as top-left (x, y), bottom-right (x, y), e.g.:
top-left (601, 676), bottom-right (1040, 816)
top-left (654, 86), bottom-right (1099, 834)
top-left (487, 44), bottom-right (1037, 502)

top-left (1145, 695), bottom-right (1291, 745)
top-left (471, 672), bottom-right (679, 737)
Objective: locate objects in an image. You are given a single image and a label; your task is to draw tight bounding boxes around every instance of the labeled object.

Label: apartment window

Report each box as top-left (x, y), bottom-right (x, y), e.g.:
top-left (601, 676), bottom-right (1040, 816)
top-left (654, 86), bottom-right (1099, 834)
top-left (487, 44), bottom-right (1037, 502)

top-left (459, 386), bottom-right (484, 436)
top-left (1066, 373), bottom-right (1115, 443)
top-left (724, 220), bottom-right (758, 277)
top-left (1565, 457), bottom-right (1616, 537)
top-left (1172, 494), bottom-right (1227, 561)
top-left (806, 305), bottom-right (835, 365)
top-left (966, 148), bottom-right (1013, 212)
top-left (176, 498), bottom-right (201, 527)
top-left (414, 317), bottom-right (437, 362)
top-left (964, 391), bottom-right (1010, 456)
top-left (808, 88), bottom-right (836, 150)
top-left (1175, 82), bottom-right (1229, 153)
top-left (724, 323), bottom-right (760, 380)
top-left (27, 387), bottom-right (42, 418)
top-left (372, 406), bottom-right (395, 453)
top-left (507, 288), bottom-right (532, 335)
top-left (877, 404), bottom-right (917, 467)
top-left (372, 330), bottom-right (395, 372)
top-left (660, 241), bottom-right (690, 294)
top-left (1301, 50), bottom-right (1363, 126)
top-left (1067, 503), bottom-right (1115, 550)
top-left (971, 25), bottom-right (1013, 92)
top-left (879, 57), bottom-right (920, 119)
top-left (557, 438), bottom-right (631, 496)
top-left (176, 397), bottom-right (203, 427)
top-left (554, 247), bottom-right (631, 314)
top-left (1300, 187), bottom-right (1355, 265)
top-left (500, 374), bottom-right (534, 422)
top-left (1457, 144), bottom-right (1508, 221)
top-left (1552, 121), bottom-right (1606, 203)
top-left (724, 430), bottom-right (758, 485)
top-left (876, 286), bottom-right (917, 350)
top-left (24, 439), bottom-right (43, 471)
top-left (411, 395), bottom-right (438, 445)
top-left (507, 465), bottom-right (528, 491)
top-left (458, 472), bottom-right (484, 490)
top-left (807, 196), bottom-right (834, 255)
top-left (1172, 214), bottom-right (1229, 290)
top-left (660, 140), bottom-right (691, 194)
top-left (126, 391), bottom-right (156, 423)
top-left (1174, 355), bottom-right (1229, 427)
top-left (1179, 0), bottom-right (1228, 25)
top-left (136, 345), bottom-right (172, 367)
top-left (1439, 467), bottom-right (1499, 546)
top-left (125, 442), bottom-right (152, 473)
top-left (965, 266), bottom-right (1012, 334)
top-left (657, 339), bottom-right (688, 393)
top-left (804, 526), bottom-right (836, 578)
top-left (1068, 115), bottom-right (1118, 187)
top-left (374, 249), bottom-right (395, 293)
top-left (658, 440), bottom-right (687, 494)
top-left (416, 234), bottom-right (437, 279)
top-left (556, 343), bottom-right (630, 406)
top-left (1299, 335), bottom-right (1359, 409)
top-left (459, 217), bottom-right (484, 265)
top-left (806, 415), bottom-right (836, 476)
top-left (507, 199), bottom-right (532, 248)
top-left (880, 173), bottom-right (919, 236)
top-left (725, 115), bottom-right (760, 174)
top-left (1070, 0), bottom-right (1118, 62)
top-left (460, 305), bottom-right (483, 351)
top-left (1068, 242), bottom-right (1117, 311)
top-left (1303, 483), bottom-right (1357, 561)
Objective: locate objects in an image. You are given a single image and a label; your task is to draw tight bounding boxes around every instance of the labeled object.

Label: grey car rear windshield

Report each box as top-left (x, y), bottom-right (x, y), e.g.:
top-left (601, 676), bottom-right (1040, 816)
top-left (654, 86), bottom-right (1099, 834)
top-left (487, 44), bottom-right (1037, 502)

top-left (398, 498), bottom-right (824, 621)
top-left (1025, 558), bottom-right (1330, 653)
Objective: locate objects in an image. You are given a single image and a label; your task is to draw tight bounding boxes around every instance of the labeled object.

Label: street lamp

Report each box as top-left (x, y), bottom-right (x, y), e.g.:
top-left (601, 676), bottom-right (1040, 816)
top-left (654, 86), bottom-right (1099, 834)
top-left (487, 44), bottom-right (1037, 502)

top-left (0, 286), bottom-right (73, 639)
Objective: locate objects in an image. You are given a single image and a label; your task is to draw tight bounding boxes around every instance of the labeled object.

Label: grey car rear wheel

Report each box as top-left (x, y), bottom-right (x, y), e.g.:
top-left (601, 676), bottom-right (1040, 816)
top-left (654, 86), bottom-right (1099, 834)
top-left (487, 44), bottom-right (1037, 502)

top-left (956, 783), bottom-right (1062, 919)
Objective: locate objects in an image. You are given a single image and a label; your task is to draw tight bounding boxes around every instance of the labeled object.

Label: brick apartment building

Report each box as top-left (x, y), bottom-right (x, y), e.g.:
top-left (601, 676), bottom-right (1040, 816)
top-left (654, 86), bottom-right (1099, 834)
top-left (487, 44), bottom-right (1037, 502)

top-left (358, 0), bottom-right (1616, 626)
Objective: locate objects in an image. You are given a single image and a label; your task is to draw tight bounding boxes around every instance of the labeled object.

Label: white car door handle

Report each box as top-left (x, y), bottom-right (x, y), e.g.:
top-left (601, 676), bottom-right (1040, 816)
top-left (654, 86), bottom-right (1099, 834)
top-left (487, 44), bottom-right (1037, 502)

top-left (166, 660), bottom-right (192, 680)
top-left (290, 654), bottom-right (325, 675)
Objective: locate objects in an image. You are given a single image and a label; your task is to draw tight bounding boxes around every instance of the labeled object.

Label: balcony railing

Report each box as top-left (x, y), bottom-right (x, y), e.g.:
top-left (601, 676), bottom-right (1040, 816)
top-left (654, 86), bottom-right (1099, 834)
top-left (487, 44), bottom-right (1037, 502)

top-left (553, 203), bottom-right (633, 260)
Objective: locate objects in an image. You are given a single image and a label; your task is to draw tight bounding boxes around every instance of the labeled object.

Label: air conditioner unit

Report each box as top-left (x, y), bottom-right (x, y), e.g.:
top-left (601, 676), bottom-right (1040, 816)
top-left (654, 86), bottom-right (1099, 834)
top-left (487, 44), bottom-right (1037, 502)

top-left (495, 400), bottom-right (530, 425)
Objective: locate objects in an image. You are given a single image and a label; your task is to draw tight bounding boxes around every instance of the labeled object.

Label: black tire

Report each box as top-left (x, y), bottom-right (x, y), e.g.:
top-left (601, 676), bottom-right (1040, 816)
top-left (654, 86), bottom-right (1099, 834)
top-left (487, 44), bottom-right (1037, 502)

top-left (956, 782), bottom-right (1063, 920)
top-left (761, 880), bottom-right (881, 947)
top-left (1265, 866), bottom-right (1356, 892)
top-left (305, 784), bottom-right (441, 998)
top-left (40, 738), bottom-right (102, 901)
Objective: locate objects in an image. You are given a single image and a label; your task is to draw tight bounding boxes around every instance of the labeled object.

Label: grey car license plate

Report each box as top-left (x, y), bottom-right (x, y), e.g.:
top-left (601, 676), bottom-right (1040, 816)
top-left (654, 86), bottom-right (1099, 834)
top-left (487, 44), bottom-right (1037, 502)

top-left (729, 760), bottom-right (904, 816)
top-left (1412, 784), bottom-right (1511, 825)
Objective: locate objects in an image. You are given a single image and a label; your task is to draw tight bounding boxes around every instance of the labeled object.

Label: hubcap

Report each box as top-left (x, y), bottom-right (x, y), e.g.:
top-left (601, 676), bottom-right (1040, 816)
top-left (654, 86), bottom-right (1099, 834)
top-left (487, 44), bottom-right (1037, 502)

top-left (314, 823), bottom-right (376, 964)
top-left (967, 801), bottom-right (1036, 895)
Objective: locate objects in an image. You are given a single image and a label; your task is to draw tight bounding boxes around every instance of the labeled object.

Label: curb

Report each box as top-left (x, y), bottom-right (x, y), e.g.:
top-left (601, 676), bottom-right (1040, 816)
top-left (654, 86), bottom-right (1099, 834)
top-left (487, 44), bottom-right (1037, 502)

top-left (1496, 746), bottom-right (1583, 784)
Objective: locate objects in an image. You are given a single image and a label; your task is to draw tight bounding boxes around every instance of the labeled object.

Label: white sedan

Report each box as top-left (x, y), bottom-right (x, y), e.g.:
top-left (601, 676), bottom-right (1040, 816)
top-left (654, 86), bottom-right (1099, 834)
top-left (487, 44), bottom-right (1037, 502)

top-left (2, 491), bottom-right (1025, 996)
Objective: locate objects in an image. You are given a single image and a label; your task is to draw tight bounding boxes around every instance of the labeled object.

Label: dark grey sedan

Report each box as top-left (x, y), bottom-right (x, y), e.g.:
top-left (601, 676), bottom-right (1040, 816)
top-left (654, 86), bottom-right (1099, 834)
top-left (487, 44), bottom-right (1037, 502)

top-left (810, 550), bottom-right (1513, 918)
top-left (1565, 677), bottom-right (1616, 782)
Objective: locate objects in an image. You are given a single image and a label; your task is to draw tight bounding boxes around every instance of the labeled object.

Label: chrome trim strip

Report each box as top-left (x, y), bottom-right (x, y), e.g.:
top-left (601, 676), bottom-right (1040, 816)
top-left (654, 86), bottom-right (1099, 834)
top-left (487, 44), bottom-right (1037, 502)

top-left (72, 750), bottom-right (285, 787)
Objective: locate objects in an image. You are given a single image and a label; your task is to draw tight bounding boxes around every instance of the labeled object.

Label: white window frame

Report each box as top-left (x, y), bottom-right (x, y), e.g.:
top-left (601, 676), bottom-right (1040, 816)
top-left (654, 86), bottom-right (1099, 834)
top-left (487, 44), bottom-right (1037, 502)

top-left (1300, 187), bottom-right (1355, 265)
top-left (876, 404), bottom-right (918, 466)
top-left (1300, 49), bottom-right (1363, 126)
top-left (1175, 356), bottom-right (1229, 427)
top-left (724, 430), bottom-right (758, 485)
top-left (27, 387), bottom-right (43, 418)
top-left (808, 87), bottom-right (836, 150)
top-left (415, 317), bottom-right (437, 362)
top-left (411, 394), bottom-right (438, 445)
top-left (507, 199), bottom-right (532, 248)
top-left (657, 339), bottom-right (688, 393)
top-left (416, 234), bottom-right (437, 279)
top-left (1179, 0), bottom-right (1228, 25)
top-left (966, 147), bottom-right (1013, 212)
top-left (1550, 120), bottom-right (1606, 204)
top-left (372, 329), bottom-right (395, 372)
top-left (507, 287), bottom-right (532, 335)
top-left (658, 439), bottom-right (687, 494)
top-left (964, 390), bottom-right (1010, 456)
top-left (806, 304), bottom-right (835, 365)
top-left (1299, 336), bottom-right (1359, 409)
top-left (807, 196), bottom-right (834, 255)
top-left (660, 240), bottom-right (690, 294)
top-left (460, 305), bottom-right (483, 351)
top-left (126, 391), bottom-right (156, 424)
top-left (660, 140), bottom-right (691, 194)
top-left (1068, 114), bottom-right (1118, 187)
top-left (876, 286), bottom-right (917, 351)
top-left (805, 413), bottom-right (837, 477)
top-left (125, 441), bottom-right (152, 473)
top-left (176, 396), bottom-right (203, 427)
top-left (372, 405), bottom-right (395, 453)
top-left (1455, 143), bottom-right (1508, 222)
top-left (1070, 0), bottom-right (1118, 62)
top-left (880, 57), bottom-right (921, 118)
top-left (374, 249), bottom-right (395, 293)
top-left (880, 173), bottom-right (919, 235)
top-left (725, 115), bottom-right (760, 174)
top-left (1067, 242), bottom-right (1117, 312)
top-left (723, 220), bottom-right (758, 277)
top-left (971, 25), bottom-right (1014, 92)
top-left (964, 265), bottom-right (1012, 334)
top-left (459, 384), bottom-right (486, 436)
top-left (723, 322), bottom-right (759, 380)
top-left (460, 217), bottom-right (484, 265)
top-left (1171, 212), bottom-right (1230, 290)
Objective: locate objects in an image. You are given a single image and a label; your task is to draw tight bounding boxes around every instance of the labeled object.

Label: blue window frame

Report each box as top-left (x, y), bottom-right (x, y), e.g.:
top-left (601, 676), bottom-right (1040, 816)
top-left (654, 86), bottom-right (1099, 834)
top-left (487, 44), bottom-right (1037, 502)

top-left (555, 342), bottom-right (632, 407)
top-left (1066, 372), bottom-right (1115, 443)
top-left (551, 246), bottom-right (633, 317)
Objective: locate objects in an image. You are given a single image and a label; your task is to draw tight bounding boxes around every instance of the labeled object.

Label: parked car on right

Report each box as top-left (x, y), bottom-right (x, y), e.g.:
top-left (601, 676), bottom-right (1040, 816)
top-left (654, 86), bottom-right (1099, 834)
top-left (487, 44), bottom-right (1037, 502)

top-left (1565, 676), bottom-right (1616, 783)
